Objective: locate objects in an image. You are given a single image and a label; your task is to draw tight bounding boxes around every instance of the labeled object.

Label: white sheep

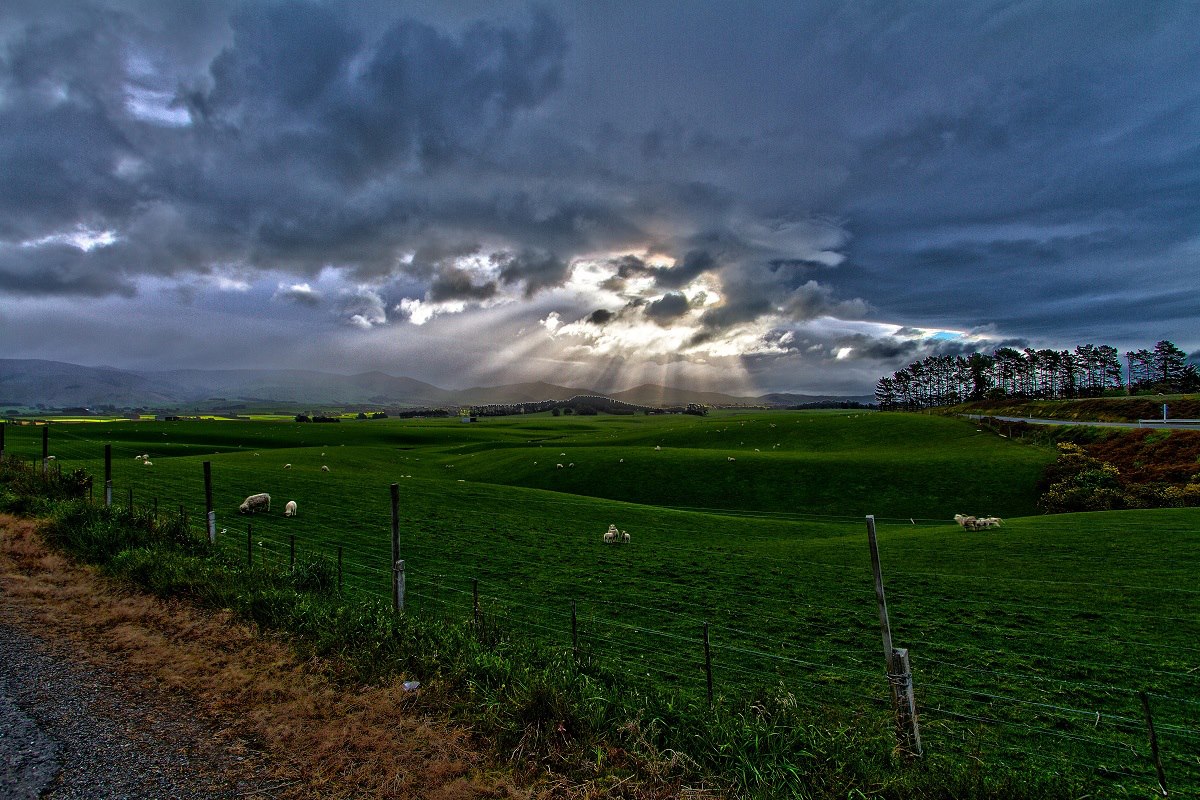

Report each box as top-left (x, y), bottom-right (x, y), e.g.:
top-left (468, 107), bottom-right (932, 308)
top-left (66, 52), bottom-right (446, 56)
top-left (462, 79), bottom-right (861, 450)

top-left (284, 500), bottom-right (298, 517)
top-left (654, 445), bottom-right (662, 451)
top-left (603, 524), bottom-right (619, 544)
top-left (727, 456), bottom-right (736, 462)
top-left (953, 514), bottom-right (976, 529)
top-left (622, 531), bottom-right (630, 543)
top-left (238, 493), bottom-right (271, 514)
top-left (46, 455), bottom-right (55, 461)
top-left (284, 463), bottom-right (292, 469)
top-left (321, 465), bottom-right (330, 472)
top-left (142, 460), bottom-right (153, 466)
top-left (568, 462), bottom-right (574, 467)
top-left (976, 516), bottom-right (1003, 529)
top-left (556, 463), bottom-right (564, 469)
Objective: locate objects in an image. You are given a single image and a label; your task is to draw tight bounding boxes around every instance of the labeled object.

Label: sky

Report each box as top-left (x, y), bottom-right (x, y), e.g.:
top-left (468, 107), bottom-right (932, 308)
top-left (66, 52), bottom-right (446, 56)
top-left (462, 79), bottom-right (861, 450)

top-left (1, 1), bottom-right (1198, 396)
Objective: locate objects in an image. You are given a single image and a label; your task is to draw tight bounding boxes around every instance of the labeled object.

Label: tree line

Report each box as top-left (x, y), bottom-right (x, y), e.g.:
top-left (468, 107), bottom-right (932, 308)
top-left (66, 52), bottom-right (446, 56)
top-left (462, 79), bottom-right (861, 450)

top-left (875, 340), bottom-right (1198, 411)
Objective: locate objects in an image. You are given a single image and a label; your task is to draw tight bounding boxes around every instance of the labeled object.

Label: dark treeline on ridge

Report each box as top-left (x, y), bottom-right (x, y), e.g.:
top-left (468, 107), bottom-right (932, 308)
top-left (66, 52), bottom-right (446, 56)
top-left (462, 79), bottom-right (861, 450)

top-left (876, 340), bottom-right (1199, 411)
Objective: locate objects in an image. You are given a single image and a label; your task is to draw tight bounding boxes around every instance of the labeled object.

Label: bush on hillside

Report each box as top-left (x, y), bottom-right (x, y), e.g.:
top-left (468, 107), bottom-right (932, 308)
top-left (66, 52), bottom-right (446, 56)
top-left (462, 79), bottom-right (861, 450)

top-left (1038, 442), bottom-right (1200, 512)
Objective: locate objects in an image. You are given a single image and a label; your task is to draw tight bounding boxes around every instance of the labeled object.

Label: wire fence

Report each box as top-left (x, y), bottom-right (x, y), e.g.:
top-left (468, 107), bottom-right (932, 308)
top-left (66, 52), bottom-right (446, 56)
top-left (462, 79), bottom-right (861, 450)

top-left (2, 419), bottom-right (1198, 796)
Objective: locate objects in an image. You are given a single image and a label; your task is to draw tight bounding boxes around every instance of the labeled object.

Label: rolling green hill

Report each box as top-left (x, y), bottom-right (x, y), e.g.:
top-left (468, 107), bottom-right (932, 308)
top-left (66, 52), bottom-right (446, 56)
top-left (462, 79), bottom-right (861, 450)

top-left (4, 411), bottom-right (1197, 797)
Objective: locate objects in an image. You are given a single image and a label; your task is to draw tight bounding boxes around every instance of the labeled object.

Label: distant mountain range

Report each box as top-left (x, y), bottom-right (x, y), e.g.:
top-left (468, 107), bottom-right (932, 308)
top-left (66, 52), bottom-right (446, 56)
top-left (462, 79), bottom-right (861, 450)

top-left (0, 359), bottom-right (872, 410)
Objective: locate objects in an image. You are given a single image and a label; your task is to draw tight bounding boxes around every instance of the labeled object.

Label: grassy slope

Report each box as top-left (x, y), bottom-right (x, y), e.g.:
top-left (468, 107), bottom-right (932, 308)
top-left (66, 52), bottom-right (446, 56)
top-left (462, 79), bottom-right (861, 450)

top-left (5, 412), bottom-right (1199, 795)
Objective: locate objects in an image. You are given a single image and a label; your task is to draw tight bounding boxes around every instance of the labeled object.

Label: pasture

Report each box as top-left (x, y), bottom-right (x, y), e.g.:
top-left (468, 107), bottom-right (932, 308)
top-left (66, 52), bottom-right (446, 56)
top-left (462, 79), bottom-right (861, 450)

top-left (4, 410), bottom-right (1198, 795)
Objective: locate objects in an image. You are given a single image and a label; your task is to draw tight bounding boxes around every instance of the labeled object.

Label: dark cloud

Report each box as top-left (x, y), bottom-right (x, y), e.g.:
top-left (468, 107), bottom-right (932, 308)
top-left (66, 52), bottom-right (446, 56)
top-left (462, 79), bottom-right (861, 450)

top-left (644, 292), bottom-right (691, 324)
top-left (586, 308), bottom-right (614, 325)
top-left (495, 249), bottom-right (569, 297)
top-left (429, 266), bottom-right (497, 302)
top-left (650, 249), bottom-right (717, 290)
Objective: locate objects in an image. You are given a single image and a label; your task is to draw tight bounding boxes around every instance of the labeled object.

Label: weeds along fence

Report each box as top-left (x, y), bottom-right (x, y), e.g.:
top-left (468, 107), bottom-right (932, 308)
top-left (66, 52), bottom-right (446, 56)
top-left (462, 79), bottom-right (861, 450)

top-left (3, 420), bottom-right (1199, 796)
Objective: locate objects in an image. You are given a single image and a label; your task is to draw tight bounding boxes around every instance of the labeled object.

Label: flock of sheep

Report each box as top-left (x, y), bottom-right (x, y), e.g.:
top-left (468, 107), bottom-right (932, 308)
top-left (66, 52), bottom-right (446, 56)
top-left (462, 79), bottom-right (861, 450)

top-left (954, 513), bottom-right (1003, 531)
top-left (603, 523), bottom-right (630, 544)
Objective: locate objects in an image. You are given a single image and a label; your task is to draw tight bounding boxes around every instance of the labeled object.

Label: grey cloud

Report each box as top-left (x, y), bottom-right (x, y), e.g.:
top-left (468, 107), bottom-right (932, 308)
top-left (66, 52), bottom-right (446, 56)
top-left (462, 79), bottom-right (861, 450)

top-left (587, 308), bottom-right (614, 325)
top-left (651, 249), bottom-right (717, 290)
top-left (495, 249), bottom-right (569, 297)
top-left (429, 266), bottom-right (497, 302)
top-left (644, 292), bottom-right (691, 324)
top-left (273, 283), bottom-right (322, 307)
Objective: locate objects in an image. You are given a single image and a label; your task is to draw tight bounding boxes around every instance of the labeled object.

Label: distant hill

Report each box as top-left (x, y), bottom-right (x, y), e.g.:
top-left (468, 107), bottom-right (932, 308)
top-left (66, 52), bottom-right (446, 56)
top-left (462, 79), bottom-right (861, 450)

top-left (0, 359), bottom-right (871, 410)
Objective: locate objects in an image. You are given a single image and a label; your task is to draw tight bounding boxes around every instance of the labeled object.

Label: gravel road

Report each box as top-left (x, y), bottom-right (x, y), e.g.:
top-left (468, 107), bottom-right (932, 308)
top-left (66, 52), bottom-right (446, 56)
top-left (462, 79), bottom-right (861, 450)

top-left (0, 621), bottom-right (277, 799)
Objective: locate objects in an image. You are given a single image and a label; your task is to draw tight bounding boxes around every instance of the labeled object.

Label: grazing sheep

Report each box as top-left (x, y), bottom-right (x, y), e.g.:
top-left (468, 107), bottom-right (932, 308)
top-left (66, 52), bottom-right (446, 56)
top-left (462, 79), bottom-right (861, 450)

top-left (238, 493), bottom-right (271, 514)
top-left (953, 514), bottom-right (977, 529)
top-left (568, 463), bottom-right (574, 467)
top-left (556, 463), bottom-right (564, 469)
top-left (727, 456), bottom-right (736, 462)
top-left (46, 455), bottom-right (55, 461)
top-left (976, 516), bottom-right (1003, 529)
top-left (622, 531), bottom-right (630, 543)
top-left (142, 460), bottom-right (153, 466)
top-left (284, 463), bottom-right (292, 469)
top-left (321, 465), bottom-right (330, 472)
top-left (654, 445), bottom-right (661, 451)
top-left (603, 524), bottom-right (619, 544)
top-left (284, 500), bottom-right (297, 517)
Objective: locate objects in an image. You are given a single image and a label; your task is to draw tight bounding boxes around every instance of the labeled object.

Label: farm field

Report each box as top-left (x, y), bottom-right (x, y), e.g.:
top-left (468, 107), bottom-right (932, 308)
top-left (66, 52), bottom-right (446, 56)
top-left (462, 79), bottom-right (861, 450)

top-left (4, 410), bottom-right (1198, 796)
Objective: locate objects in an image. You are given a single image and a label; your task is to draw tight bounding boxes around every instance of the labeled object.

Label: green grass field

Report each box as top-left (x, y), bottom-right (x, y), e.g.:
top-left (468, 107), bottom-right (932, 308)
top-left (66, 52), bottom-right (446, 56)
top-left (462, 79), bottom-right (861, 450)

top-left (4, 410), bottom-right (1198, 795)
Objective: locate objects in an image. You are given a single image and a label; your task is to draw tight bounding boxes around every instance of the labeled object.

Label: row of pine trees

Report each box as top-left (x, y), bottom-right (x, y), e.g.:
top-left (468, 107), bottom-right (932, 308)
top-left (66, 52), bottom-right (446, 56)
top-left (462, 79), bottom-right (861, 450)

top-left (875, 341), bottom-right (1198, 411)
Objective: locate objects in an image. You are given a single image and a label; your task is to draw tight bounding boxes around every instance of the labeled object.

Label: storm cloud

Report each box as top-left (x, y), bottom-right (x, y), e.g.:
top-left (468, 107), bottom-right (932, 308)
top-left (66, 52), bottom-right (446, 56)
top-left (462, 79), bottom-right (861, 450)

top-left (1, 1), bottom-right (1198, 394)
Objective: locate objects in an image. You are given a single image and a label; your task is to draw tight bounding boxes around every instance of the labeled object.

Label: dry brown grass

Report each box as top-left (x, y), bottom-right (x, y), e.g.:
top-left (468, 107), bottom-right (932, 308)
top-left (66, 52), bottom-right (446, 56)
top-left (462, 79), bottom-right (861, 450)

top-left (0, 513), bottom-right (530, 799)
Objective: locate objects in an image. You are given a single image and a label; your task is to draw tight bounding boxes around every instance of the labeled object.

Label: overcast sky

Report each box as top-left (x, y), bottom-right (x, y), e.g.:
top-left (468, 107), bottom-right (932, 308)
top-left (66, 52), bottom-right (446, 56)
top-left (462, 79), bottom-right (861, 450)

top-left (2, 1), bottom-right (1197, 395)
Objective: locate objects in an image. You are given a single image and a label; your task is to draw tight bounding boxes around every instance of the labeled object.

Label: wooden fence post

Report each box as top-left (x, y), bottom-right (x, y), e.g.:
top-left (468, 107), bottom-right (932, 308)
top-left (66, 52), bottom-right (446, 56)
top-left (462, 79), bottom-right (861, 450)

top-left (866, 515), bottom-right (922, 756)
top-left (104, 444), bottom-right (112, 508)
top-left (41, 424), bottom-right (49, 478)
top-left (473, 578), bottom-right (480, 628)
top-left (703, 622), bottom-right (714, 706)
top-left (1140, 691), bottom-right (1168, 797)
top-left (203, 461), bottom-right (216, 543)
top-left (246, 524), bottom-right (253, 567)
top-left (571, 599), bottom-right (579, 662)
top-left (390, 483), bottom-right (404, 611)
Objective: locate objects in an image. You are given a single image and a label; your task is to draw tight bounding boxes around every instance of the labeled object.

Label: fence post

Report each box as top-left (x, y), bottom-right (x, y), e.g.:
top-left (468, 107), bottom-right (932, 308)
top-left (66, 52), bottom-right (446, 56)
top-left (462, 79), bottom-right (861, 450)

top-left (390, 483), bottom-right (404, 611)
top-left (41, 424), bottom-right (49, 478)
top-left (571, 599), bottom-right (579, 663)
top-left (104, 445), bottom-right (112, 508)
top-left (203, 461), bottom-right (216, 543)
top-left (0, 421), bottom-right (5, 461)
top-left (127, 487), bottom-right (133, 513)
top-left (337, 545), bottom-right (343, 594)
top-left (246, 524), bottom-right (253, 567)
top-left (289, 534), bottom-right (295, 568)
top-left (473, 579), bottom-right (480, 628)
top-left (866, 515), bottom-right (922, 756)
top-left (703, 622), bottom-right (714, 706)
top-left (1140, 691), bottom-right (1168, 797)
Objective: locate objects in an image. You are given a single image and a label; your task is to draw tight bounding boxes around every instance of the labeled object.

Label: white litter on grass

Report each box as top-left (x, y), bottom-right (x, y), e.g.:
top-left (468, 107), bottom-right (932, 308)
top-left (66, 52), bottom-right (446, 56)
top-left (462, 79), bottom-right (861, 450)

top-left (403, 681), bottom-right (420, 692)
